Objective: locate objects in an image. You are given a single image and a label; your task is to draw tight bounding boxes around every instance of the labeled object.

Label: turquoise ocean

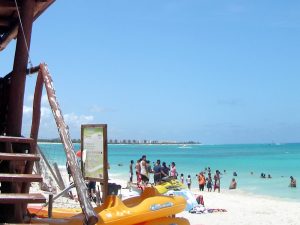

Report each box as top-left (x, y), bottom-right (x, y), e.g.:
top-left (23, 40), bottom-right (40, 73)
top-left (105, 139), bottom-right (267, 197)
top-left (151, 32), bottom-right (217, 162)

top-left (39, 143), bottom-right (300, 201)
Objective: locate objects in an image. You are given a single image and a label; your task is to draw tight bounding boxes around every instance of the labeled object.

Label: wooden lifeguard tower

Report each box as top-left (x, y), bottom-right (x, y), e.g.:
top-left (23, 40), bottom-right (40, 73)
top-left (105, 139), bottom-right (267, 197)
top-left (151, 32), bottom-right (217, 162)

top-left (0, 1), bottom-right (98, 224)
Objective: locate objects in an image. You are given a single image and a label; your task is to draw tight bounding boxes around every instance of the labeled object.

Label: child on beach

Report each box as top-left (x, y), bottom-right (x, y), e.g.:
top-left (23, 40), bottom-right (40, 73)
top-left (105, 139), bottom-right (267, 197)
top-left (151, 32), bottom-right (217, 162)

top-left (186, 175), bottom-right (192, 189)
top-left (180, 174), bottom-right (184, 183)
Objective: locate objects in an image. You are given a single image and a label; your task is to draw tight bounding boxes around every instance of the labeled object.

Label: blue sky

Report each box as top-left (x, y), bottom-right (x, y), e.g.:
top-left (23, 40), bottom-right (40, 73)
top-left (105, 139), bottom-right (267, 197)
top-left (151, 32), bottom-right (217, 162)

top-left (1, 0), bottom-right (300, 144)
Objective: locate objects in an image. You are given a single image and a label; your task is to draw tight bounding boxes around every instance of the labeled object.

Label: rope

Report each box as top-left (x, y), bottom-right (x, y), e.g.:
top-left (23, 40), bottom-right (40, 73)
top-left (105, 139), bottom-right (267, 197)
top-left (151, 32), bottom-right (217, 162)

top-left (14, 0), bottom-right (34, 70)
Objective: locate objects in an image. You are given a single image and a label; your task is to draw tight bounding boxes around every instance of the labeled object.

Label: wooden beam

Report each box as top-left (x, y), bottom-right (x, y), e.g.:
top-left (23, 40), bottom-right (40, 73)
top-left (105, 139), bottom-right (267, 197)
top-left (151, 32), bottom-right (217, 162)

top-left (40, 63), bottom-right (98, 225)
top-left (0, 0), bottom-right (55, 51)
top-left (53, 162), bottom-right (66, 191)
top-left (0, 136), bottom-right (34, 143)
top-left (4, 65), bottom-right (41, 79)
top-left (0, 152), bottom-right (40, 161)
top-left (0, 17), bottom-right (11, 27)
top-left (7, 0), bottom-right (35, 137)
top-left (0, 193), bottom-right (46, 204)
top-left (0, 173), bottom-right (43, 182)
top-left (30, 68), bottom-right (43, 141)
top-left (0, 1), bottom-right (18, 8)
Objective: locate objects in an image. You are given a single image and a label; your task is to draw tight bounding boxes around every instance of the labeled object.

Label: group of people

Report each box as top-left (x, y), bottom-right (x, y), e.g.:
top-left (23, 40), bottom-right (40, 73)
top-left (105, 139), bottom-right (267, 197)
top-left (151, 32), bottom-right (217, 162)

top-left (129, 159), bottom-right (297, 191)
top-left (260, 172), bottom-right (297, 188)
top-left (260, 173), bottom-right (272, 179)
top-left (195, 169), bottom-right (222, 192)
top-left (129, 155), bottom-right (178, 186)
top-left (179, 168), bottom-right (235, 192)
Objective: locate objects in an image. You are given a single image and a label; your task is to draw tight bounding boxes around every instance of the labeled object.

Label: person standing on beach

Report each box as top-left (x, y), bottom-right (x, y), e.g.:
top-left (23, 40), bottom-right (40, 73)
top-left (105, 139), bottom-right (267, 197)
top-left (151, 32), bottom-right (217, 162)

top-left (135, 159), bottom-right (141, 184)
top-left (129, 160), bottom-right (134, 183)
top-left (66, 162), bottom-right (72, 182)
top-left (153, 160), bottom-right (162, 185)
top-left (186, 175), bottom-right (192, 189)
top-left (214, 170), bottom-right (221, 193)
top-left (180, 174), bottom-right (184, 183)
top-left (207, 174), bottom-right (212, 192)
top-left (198, 172), bottom-right (206, 191)
top-left (170, 162), bottom-right (178, 179)
top-left (161, 162), bottom-right (170, 179)
top-left (146, 160), bottom-right (152, 182)
top-left (140, 155), bottom-right (149, 184)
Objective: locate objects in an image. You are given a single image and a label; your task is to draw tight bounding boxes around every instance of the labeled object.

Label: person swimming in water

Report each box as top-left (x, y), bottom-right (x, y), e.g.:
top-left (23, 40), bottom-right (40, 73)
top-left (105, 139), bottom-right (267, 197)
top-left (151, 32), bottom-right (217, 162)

top-left (229, 178), bottom-right (237, 189)
top-left (289, 176), bottom-right (296, 188)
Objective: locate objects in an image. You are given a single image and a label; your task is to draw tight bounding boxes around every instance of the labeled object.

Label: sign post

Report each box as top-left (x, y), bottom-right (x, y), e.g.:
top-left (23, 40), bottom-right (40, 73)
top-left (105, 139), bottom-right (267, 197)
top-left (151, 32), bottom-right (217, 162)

top-left (81, 124), bottom-right (108, 202)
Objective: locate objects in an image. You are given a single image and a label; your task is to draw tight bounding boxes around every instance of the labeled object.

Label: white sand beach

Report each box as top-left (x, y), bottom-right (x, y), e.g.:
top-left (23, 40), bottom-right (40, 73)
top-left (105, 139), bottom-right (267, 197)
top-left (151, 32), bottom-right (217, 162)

top-left (31, 174), bottom-right (300, 225)
top-left (179, 188), bottom-right (300, 225)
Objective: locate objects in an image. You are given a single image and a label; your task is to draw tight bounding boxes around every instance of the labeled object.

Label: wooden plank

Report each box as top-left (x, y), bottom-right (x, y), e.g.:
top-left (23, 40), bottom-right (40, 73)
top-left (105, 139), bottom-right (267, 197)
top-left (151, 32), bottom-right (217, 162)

top-left (6, 0), bottom-right (35, 138)
top-left (30, 69), bottom-right (43, 142)
top-left (40, 64), bottom-right (98, 225)
top-left (0, 136), bottom-right (34, 143)
top-left (0, 173), bottom-right (42, 182)
top-left (53, 162), bottom-right (66, 191)
top-left (0, 152), bottom-right (40, 161)
top-left (0, 193), bottom-right (46, 204)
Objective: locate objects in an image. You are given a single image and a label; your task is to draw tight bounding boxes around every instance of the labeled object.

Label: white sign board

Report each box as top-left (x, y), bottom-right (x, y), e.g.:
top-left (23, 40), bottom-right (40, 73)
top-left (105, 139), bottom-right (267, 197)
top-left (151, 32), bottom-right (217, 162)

top-left (82, 125), bottom-right (106, 180)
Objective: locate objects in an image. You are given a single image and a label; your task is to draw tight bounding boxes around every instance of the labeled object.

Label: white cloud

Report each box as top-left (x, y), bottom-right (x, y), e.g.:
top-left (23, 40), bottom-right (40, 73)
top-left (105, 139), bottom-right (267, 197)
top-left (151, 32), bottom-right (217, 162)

top-left (90, 105), bottom-right (117, 113)
top-left (23, 105), bottom-right (32, 115)
top-left (25, 94), bottom-right (49, 106)
top-left (22, 101), bottom-right (94, 138)
top-left (27, 94), bottom-right (34, 102)
top-left (64, 113), bottom-right (94, 128)
top-left (41, 94), bottom-right (49, 106)
top-left (90, 105), bottom-right (106, 113)
top-left (41, 106), bottom-right (52, 118)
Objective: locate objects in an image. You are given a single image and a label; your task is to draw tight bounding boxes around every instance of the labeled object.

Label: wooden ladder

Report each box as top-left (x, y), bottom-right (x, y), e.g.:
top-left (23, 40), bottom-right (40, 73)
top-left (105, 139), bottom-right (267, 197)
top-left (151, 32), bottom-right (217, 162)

top-left (0, 136), bottom-right (46, 222)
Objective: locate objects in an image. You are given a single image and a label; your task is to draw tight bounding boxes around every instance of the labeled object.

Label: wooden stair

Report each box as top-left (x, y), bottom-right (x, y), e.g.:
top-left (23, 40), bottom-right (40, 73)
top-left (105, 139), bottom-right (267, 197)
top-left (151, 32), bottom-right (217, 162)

top-left (0, 193), bottom-right (46, 204)
top-left (0, 136), bottom-right (46, 222)
top-left (0, 152), bottom-right (40, 161)
top-left (0, 173), bottom-right (43, 182)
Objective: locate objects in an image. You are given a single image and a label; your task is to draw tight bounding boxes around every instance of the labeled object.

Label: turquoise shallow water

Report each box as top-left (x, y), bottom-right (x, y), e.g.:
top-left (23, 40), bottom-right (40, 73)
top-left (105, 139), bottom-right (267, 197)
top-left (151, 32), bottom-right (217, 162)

top-left (39, 143), bottom-right (300, 201)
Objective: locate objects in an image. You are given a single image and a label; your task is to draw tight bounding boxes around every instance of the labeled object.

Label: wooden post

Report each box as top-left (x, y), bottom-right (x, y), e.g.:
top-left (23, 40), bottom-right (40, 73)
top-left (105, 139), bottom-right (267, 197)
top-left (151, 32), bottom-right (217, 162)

top-left (102, 126), bottom-right (108, 202)
top-left (96, 185), bottom-right (101, 205)
top-left (7, 0), bottom-right (35, 137)
top-left (30, 69), bottom-right (43, 141)
top-left (40, 64), bottom-right (98, 225)
top-left (48, 194), bottom-right (53, 218)
top-left (53, 162), bottom-right (66, 191)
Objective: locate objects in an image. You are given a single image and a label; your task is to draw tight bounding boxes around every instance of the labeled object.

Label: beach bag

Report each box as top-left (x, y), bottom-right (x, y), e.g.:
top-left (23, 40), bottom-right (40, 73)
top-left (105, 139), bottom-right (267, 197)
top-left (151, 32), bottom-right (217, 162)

top-left (196, 195), bottom-right (204, 205)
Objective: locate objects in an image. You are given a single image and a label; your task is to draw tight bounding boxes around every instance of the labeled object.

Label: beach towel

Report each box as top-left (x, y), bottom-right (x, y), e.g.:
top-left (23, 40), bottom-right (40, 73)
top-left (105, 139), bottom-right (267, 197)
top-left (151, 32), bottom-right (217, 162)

top-left (166, 189), bottom-right (198, 211)
top-left (189, 205), bottom-right (227, 214)
top-left (189, 205), bottom-right (207, 214)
